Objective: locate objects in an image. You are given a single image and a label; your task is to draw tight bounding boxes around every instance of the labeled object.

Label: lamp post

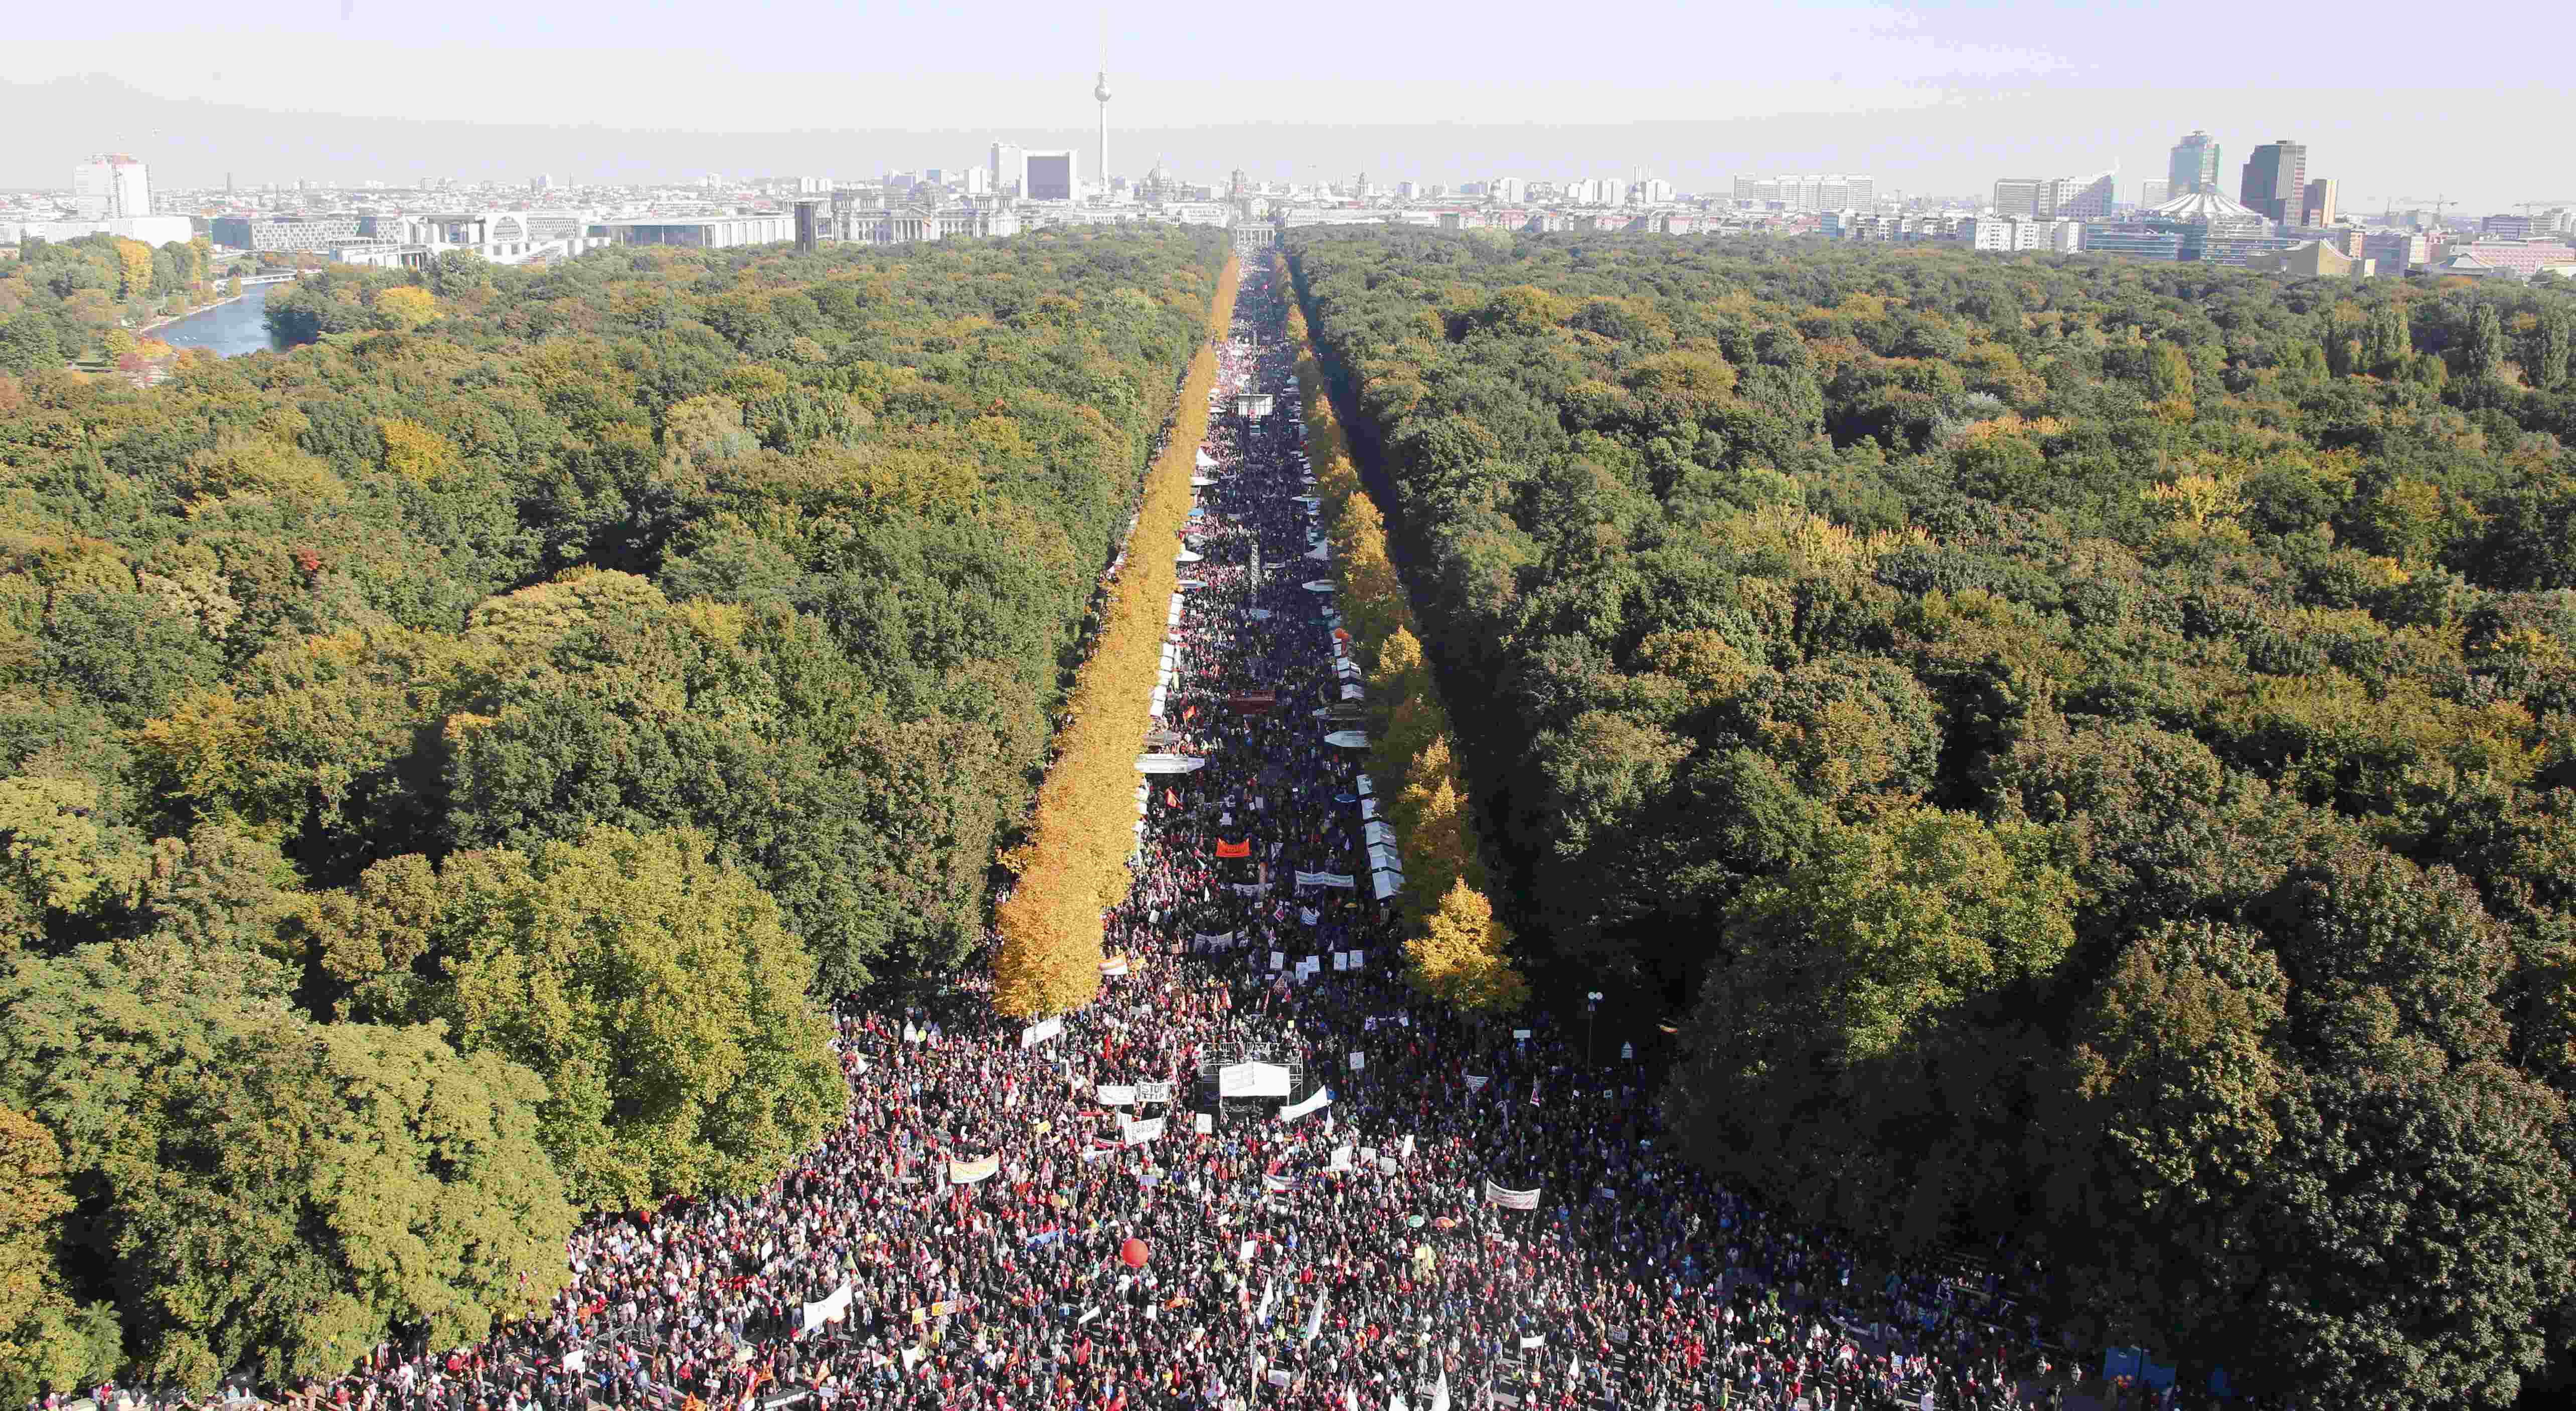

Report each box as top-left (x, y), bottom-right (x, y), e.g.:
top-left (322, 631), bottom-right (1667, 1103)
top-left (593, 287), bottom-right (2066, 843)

top-left (1586, 991), bottom-right (1602, 1066)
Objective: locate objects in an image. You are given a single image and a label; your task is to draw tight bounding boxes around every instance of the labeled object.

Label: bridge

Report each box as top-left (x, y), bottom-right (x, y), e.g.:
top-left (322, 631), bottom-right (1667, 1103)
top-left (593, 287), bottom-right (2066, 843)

top-left (233, 272), bottom-right (309, 287)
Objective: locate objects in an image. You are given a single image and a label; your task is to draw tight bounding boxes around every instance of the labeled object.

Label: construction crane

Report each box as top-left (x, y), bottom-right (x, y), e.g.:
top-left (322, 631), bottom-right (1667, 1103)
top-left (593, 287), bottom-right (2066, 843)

top-left (2394, 196), bottom-right (2456, 225)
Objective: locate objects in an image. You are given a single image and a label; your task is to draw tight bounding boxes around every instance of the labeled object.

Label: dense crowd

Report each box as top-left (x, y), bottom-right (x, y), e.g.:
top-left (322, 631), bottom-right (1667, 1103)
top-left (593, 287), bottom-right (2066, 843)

top-left (38, 267), bottom-right (2163, 1411)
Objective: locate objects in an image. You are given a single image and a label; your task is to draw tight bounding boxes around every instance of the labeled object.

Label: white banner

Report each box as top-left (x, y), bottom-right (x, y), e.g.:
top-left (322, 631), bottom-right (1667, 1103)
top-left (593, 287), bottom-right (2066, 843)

top-left (947, 1155), bottom-right (999, 1185)
top-left (1021, 1017), bottom-right (1062, 1049)
top-left (1484, 1179), bottom-right (1541, 1211)
top-left (1137, 1081), bottom-right (1175, 1104)
top-left (1097, 1084), bottom-right (1138, 1107)
top-left (1519, 1334), bottom-right (1546, 1350)
top-left (1332, 951), bottom-right (1348, 972)
top-left (1099, 956), bottom-right (1131, 977)
top-left (1135, 754), bottom-right (1208, 774)
top-left (1123, 1117), bottom-right (1167, 1146)
top-left (1196, 1112), bottom-right (1214, 1135)
top-left (1349, 1051), bottom-right (1365, 1071)
top-left (1280, 1087), bottom-right (1333, 1123)
top-left (1328, 1144), bottom-right (1354, 1172)
top-left (802, 1280), bottom-right (854, 1333)
top-left (1219, 1063), bottom-right (1295, 1098)
top-left (1294, 870), bottom-right (1357, 890)
top-left (1269, 951), bottom-right (1285, 972)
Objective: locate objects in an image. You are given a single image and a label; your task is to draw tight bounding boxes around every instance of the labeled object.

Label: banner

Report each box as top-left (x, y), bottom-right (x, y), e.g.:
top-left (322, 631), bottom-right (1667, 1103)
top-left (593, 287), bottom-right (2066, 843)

top-left (1465, 1075), bottom-right (1490, 1092)
top-left (1280, 1087), bottom-right (1332, 1123)
top-left (1231, 882), bottom-right (1269, 897)
top-left (1328, 1144), bottom-right (1354, 1172)
top-left (1294, 870), bottom-right (1357, 890)
top-left (1195, 1112), bottom-right (1214, 1135)
top-left (1269, 951), bottom-right (1285, 972)
top-left (1137, 1081), bottom-right (1175, 1104)
top-left (1349, 1051), bottom-right (1365, 1071)
top-left (1193, 932), bottom-right (1237, 950)
top-left (801, 1280), bottom-right (854, 1333)
top-left (1099, 956), bottom-right (1131, 977)
top-left (1097, 1084), bottom-right (1138, 1107)
top-left (947, 1155), bottom-right (999, 1185)
top-left (1484, 1179), bottom-right (1541, 1211)
top-left (1219, 1062), bottom-right (1294, 1098)
top-left (1134, 754), bottom-right (1208, 774)
top-left (1332, 951), bottom-right (1348, 972)
top-left (1020, 1017), bottom-right (1062, 1049)
top-left (1519, 1334), bottom-right (1547, 1350)
top-left (1122, 1117), bottom-right (1167, 1146)
top-left (1215, 838), bottom-right (1251, 859)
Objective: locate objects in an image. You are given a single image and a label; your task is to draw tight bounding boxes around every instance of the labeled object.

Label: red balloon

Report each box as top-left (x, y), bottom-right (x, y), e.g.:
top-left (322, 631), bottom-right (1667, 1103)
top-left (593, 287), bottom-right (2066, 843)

top-left (1119, 1238), bottom-right (1150, 1268)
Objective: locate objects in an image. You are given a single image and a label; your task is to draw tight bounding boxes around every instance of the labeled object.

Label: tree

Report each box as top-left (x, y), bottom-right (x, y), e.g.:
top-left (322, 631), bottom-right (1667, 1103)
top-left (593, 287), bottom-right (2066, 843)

top-left (375, 285), bottom-right (438, 331)
top-left (1406, 878), bottom-right (1527, 1012)
top-left (0, 1108), bottom-right (120, 1403)
top-left (0, 942), bottom-right (575, 1390)
top-left (359, 826), bottom-right (846, 1210)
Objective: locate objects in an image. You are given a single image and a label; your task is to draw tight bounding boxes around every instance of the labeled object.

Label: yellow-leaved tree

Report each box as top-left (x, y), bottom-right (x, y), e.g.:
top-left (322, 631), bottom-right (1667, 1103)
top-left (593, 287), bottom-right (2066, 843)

top-left (377, 286), bottom-right (439, 331)
top-left (994, 254), bottom-right (1240, 1018)
top-left (1410, 878), bottom-right (1529, 1012)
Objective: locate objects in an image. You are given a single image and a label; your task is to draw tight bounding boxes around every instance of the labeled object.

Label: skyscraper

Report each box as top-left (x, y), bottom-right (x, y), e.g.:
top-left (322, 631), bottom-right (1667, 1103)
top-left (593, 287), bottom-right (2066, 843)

top-left (2239, 140), bottom-right (2307, 224)
top-left (2302, 178), bottom-right (2338, 227)
top-left (2167, 131), bottom-right (2220, 197)
top-left (73, 153), bottom-right (149, 220)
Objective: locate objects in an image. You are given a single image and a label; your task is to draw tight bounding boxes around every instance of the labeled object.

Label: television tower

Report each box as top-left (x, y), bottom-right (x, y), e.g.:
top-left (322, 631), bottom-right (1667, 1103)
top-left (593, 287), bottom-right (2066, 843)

top-left (1093, 67), bottom-right (1112, 199)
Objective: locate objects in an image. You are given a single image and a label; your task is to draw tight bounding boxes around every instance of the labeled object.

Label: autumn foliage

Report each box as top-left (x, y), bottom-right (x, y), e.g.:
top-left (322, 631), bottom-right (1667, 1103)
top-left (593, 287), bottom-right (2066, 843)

top-left (1281, 257), bottom-right (1525, 1012)
top-left (993, 256), bottom-right (1241, 1018)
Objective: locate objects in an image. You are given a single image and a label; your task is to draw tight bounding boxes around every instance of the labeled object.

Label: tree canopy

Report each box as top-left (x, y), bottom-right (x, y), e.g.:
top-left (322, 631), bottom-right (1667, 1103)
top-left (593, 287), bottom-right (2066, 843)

top-left (1289, 227), bottom-right (2576, 1407)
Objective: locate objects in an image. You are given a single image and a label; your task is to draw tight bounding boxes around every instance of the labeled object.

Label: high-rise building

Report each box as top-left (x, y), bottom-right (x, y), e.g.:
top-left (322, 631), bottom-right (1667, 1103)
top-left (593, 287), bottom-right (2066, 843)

top-left (2301, 178), bottom-right (2337, 227)
top-left (1995, 173), bottom-right (2110, 219)
top-left (990, 142), bottom-right (1026, 198)
top-left (1023, 150), bottom-right (1078, 202)
top-left (73, 153), bottom-right (149, 220)
top-left (2140, 179), bottom-right (2173, 207)
top-left (2167, 131), bottom-right (2220, 197)
top-left (2239, 140), bottom-right (2306, 224)
top-left (2055, 172), bottom-right (2117, 219)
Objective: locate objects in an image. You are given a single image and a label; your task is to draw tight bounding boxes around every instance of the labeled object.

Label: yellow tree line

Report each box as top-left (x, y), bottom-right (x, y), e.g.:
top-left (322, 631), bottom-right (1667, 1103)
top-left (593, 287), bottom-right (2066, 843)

top-left (993, 254), bottom-right (1242, 1018)
top-left (1281, 256), bottom-right (1527, 1013)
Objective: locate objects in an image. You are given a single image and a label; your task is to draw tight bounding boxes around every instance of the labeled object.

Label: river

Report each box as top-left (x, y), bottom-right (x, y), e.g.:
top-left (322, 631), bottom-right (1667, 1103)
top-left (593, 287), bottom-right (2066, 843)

top-left (152, 286), bottom-right (283, 358)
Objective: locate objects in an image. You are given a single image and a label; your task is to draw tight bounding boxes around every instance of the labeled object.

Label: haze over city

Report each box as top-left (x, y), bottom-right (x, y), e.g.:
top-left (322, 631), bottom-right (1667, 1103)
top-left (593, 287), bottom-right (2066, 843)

top-left (0, 2), bottom-right (2558, 209)
top-left (8, 6), bottom-right (2576, 1411)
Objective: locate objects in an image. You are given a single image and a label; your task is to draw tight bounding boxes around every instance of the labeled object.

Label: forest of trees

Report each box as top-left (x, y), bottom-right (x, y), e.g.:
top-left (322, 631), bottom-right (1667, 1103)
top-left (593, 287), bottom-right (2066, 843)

top-left (1286, 228), bottom-right (2576, 1408)
top-left (0, 226), bottom-right (1226, 1391)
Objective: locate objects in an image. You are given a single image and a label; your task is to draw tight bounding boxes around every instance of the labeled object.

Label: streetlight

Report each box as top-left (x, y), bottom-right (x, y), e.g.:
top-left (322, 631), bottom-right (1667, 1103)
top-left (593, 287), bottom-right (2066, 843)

top-left (1586, 992), bottom-right (1602, 1066)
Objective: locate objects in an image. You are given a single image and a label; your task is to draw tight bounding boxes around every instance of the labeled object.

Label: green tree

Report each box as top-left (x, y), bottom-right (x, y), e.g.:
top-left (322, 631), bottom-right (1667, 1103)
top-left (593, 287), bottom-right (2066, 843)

top-left (356, 826), bottom-right (847, 1210)
top-left (0, 942), bottom-right (574, 1390)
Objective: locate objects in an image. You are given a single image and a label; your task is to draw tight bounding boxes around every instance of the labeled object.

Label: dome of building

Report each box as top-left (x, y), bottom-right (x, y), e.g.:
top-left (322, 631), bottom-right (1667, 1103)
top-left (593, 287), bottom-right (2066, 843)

top-left (2151, 189), bottom-right (2270, 236)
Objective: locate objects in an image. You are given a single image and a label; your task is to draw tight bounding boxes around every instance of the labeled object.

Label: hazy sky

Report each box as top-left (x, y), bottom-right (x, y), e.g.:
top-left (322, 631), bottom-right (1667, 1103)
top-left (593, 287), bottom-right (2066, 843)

top-left (4, 2), bottom-right (2557, 210)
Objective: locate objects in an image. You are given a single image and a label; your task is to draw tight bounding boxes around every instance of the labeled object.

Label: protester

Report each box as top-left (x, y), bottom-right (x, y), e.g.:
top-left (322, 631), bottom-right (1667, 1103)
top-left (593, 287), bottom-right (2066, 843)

top-left (56, 265), bottom-right (2107, 1411)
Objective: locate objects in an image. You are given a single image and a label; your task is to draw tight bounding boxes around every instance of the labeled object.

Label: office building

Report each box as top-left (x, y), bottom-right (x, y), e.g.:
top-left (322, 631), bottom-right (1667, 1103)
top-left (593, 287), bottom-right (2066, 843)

top-left (212, 215), bottom-right (365, 251)
top-left (2362, 231), bottom-right (2430, 277)
top-left (2482, 213), bottom-right (2537, 238)
top-left (1022, 150), bottom-right (1078, 202)
top-left (73, 153), bottom-right (150, 220)
top-left (1994, 172), bottom-right (2113, 220)
top-left (2301, 179), bottom-right (2337, 227)
top-left (2139, 180), bottom-right (2172, 207)
top-left (1733, 174), bottom-right (1874, 212)
top-left (990, 142), bottom-right (1026, 198)
top-left (600, 214), bottom-right (791, 249)
top-left (2238, 140), bottom-right (2306, 224)
top-left (2167, 130), bottom-right (2220, 196)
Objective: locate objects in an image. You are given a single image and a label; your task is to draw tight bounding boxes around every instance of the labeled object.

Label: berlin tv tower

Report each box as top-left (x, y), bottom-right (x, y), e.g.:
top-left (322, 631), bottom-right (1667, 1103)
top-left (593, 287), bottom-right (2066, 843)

top-left (1093, 66), bottom-right (1112, 200)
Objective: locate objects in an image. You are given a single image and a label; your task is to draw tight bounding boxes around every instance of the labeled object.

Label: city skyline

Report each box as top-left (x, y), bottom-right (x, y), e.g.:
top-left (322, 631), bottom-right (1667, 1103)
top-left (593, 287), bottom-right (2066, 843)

top-left (0, 0), bottom-right (2557, 212)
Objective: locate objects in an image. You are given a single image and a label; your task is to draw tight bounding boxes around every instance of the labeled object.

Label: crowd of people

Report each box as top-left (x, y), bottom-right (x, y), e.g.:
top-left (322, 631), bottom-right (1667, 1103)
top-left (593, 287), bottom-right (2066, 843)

top-left (42, 266), bottom-right (2178, 1411)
